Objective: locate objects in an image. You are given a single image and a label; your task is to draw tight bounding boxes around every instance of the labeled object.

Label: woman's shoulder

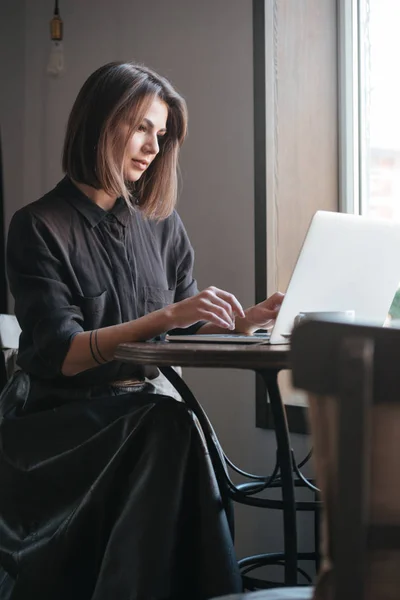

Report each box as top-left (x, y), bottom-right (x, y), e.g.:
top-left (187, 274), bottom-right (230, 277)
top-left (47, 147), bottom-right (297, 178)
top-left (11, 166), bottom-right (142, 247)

top-left (149, 208), bottom-right (186, 234)
top-left (10, 178), bottom-right (75, 232)
top-left (141, 207), bottom-right (179, 239)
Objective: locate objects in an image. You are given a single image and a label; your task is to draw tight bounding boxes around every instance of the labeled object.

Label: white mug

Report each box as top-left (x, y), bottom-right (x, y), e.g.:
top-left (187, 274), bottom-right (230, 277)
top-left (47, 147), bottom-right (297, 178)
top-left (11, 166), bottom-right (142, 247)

top-left (293, 310), bottom-right (355, 329)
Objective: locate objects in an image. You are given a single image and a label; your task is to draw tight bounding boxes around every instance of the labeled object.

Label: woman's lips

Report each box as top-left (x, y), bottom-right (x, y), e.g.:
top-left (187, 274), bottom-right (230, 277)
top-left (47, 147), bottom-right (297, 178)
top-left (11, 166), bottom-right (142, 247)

top-left (132, 159), bottom-right (149, 171)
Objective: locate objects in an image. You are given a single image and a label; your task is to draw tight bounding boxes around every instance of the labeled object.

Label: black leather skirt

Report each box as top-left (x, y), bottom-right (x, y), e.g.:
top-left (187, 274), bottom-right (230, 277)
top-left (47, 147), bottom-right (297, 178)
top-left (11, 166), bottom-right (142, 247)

top-left (0, 372), bottom-right (242, 600)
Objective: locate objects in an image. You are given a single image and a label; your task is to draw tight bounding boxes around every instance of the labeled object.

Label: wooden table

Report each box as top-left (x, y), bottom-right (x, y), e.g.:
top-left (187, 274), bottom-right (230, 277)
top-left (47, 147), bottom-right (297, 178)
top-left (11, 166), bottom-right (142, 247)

top-left (114, 340), bottom-right (318, 588)
top-left (115, 340), bottom-right (290, 370)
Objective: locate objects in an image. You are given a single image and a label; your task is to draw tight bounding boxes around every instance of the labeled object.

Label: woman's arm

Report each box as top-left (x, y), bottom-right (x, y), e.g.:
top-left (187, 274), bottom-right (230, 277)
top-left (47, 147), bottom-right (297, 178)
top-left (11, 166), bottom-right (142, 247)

top-left (61, 310), bottom-right (170, 376)
top-left (8, 209), bottom-right (246, 379)
top-left (62, 286), bottom-right (246, 376)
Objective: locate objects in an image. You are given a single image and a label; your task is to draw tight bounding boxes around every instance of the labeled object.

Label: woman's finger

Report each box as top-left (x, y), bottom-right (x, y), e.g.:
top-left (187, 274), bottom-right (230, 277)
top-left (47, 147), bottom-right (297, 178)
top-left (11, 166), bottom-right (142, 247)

top-left (202, 290), bottom-right (235, 320)
top-left (199, 297), bottom-right (235, 328)
top-left (206, 287), bottom-right (245, 318)
top-left (264, 292), bottom-right (284, 310)
top-left (201, 309), bottom-right (234, 329)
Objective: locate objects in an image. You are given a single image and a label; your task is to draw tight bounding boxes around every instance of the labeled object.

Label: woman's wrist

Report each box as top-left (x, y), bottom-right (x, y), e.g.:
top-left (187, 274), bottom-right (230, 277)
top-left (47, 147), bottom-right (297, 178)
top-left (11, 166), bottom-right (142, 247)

top-left (128, 305), bottom-right (175, 341)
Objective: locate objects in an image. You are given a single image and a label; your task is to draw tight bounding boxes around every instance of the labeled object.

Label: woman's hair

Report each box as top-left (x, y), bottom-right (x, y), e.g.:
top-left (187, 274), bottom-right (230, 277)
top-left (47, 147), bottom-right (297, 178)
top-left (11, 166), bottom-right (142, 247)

top-left (62, 62), bottom-right (188, 219)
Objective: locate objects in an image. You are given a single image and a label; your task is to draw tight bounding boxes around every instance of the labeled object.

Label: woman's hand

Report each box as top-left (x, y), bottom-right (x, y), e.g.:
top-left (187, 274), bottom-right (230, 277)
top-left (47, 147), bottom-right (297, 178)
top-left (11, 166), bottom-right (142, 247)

top-left (235, 292), bottom-right (285, 335)
top-left (167, 286), bottom-right (246, 330)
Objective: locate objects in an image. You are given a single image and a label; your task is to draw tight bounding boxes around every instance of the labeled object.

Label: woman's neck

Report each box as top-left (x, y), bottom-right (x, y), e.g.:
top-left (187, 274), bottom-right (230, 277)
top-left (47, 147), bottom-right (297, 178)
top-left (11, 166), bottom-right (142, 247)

top-left (72, 179), bottom-right (117, 211)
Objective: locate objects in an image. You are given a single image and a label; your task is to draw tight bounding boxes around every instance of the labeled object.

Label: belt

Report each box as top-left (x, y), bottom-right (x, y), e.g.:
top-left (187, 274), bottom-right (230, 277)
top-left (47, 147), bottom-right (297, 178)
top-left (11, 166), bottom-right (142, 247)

top-left (110, 378), bottom-right (145, 388)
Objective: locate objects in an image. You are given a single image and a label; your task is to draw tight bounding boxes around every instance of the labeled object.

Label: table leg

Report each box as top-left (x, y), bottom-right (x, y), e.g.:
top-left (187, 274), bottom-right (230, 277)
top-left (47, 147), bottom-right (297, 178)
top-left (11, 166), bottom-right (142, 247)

top-left (259, 369), bottom-right (298, 586)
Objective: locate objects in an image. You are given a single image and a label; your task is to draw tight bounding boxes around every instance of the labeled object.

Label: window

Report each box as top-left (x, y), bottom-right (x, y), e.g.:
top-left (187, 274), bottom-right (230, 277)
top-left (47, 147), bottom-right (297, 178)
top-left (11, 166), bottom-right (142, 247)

top-left (359, 0), bottom-right (400, 220)
top-left (341, 0), bottom-right (400, 317)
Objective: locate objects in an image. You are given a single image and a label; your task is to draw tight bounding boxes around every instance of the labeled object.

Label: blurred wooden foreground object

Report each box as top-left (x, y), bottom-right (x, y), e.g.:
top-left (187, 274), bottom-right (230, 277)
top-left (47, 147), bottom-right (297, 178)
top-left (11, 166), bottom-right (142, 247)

top-left (292, 319), bottom-right (400, 600)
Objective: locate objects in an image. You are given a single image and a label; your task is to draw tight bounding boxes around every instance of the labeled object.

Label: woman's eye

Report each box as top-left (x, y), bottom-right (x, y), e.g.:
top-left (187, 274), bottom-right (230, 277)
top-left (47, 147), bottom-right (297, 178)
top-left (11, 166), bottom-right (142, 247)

top-left (138, 124), bottom-right (147, 132)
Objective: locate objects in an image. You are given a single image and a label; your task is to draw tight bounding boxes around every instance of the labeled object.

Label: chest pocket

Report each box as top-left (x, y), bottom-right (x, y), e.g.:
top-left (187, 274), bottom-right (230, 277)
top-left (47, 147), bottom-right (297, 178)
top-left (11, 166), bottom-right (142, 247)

top-left (142, 286), bottom-right (175, 314)
top-left (76, 290), bottom-right (108, 329)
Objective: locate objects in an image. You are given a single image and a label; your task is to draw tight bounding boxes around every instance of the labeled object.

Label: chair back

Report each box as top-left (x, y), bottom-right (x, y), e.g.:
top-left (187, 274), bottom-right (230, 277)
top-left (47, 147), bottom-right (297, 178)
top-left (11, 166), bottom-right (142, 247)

top-left (291, 319), bottom-right (400, 600)
top-left (0, 314), bottom-right (20, 390)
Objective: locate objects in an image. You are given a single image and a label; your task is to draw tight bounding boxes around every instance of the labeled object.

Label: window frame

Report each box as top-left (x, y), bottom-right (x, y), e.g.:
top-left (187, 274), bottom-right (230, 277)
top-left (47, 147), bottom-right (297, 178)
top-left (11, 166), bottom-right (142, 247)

top-left (338, 0), bottom-right (361, 215)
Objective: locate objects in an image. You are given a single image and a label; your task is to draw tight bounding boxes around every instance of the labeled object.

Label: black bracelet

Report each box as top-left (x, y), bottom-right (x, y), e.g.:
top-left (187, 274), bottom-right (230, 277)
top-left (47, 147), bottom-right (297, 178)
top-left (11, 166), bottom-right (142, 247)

top-left (89, 330), bottom-right (102, 366)
top-left (94, 329), bottom-right (108, 363)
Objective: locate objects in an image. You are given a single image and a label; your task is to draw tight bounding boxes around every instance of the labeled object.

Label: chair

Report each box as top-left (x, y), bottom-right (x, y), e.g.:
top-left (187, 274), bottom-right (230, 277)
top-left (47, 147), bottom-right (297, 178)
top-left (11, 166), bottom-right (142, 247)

top-left (0, 314), bottom-right (20, 598)
top-left (159, 364), bottom-right (320, 591)
top-left (291, 318), bottom-right (400, 600)
top-left (0, 314), bottom-right (20, 391)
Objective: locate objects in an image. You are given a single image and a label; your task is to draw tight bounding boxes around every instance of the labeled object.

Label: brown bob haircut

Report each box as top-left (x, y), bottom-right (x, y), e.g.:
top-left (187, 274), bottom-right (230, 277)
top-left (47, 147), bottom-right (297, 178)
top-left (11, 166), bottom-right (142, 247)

top-left (62, 62), bottom-right (188, 220)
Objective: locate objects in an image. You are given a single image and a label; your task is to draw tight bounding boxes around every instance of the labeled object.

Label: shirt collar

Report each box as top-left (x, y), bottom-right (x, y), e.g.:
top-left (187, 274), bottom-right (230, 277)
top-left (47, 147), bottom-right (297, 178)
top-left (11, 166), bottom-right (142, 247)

top-left (57, 176), bottom-right (131, 228)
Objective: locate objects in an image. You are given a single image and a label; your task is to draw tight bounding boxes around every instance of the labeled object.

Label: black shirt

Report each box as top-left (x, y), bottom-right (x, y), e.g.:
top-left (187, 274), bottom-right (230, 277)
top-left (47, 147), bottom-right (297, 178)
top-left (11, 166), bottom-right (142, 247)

top-left (7, 177), bottom-right (201, 385)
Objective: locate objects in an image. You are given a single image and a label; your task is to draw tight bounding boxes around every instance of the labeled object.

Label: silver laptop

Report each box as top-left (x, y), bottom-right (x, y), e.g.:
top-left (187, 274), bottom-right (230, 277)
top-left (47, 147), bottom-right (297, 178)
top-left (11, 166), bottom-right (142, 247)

top-left (167, 210), bottom-right (400, 345)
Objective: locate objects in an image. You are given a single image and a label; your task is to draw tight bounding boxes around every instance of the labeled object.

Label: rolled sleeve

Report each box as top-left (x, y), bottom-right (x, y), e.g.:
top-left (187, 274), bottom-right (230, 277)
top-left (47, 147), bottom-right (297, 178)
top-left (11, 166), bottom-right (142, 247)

top-left (7, 210), bottom-right (84, 377)
top-left (173, 212), bottom-right (199, 303)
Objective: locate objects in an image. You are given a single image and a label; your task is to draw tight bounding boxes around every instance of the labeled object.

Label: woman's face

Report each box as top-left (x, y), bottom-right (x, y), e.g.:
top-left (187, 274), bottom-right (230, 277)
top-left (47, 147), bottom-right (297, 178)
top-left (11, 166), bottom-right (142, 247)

top-left (123, 97), bottom-right (168, 182)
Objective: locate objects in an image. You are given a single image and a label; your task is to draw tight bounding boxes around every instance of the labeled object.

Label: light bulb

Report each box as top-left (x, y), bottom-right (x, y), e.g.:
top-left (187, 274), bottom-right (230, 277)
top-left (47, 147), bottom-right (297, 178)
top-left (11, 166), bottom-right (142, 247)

top-left (47, 40), bottom-right (64, 76)
top-left (47, 1), bottom-right (64, 77)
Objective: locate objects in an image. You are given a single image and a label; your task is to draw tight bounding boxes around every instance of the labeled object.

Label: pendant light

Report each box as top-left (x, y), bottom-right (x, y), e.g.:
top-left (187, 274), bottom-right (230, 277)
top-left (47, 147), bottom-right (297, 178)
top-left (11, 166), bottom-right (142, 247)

top-left (47, 0), bottom-right (64, 76)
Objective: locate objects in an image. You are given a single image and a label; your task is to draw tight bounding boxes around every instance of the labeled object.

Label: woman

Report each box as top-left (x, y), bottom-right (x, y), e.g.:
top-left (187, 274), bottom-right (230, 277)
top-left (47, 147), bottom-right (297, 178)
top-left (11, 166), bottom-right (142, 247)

top-left (0, 62), bottom-right (283, 600)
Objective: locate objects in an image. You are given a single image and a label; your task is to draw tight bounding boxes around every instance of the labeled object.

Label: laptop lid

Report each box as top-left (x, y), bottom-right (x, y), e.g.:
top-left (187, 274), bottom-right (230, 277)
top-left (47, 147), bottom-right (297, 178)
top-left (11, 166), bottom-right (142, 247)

top-left (269, 210), bottom-right (400, 344)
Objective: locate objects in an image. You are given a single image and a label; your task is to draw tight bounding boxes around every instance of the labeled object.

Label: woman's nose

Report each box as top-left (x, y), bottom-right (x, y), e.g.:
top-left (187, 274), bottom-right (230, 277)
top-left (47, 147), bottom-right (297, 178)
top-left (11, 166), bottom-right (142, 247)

top-left (144, 135), bottom-right (159, 155)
